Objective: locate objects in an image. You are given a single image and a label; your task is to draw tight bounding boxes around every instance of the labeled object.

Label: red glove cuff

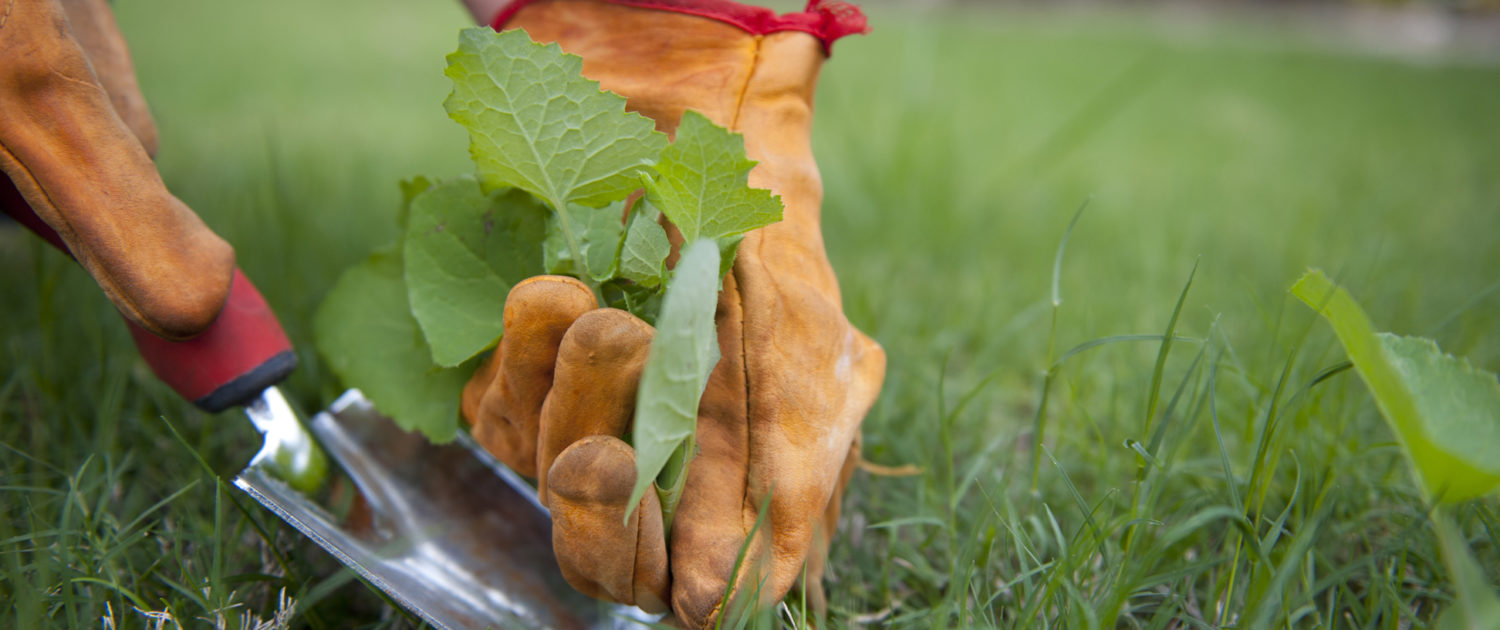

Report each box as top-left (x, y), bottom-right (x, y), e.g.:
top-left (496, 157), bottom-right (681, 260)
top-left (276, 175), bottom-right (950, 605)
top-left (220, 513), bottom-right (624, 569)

top-left (490, 0), bottom-right (869, 55)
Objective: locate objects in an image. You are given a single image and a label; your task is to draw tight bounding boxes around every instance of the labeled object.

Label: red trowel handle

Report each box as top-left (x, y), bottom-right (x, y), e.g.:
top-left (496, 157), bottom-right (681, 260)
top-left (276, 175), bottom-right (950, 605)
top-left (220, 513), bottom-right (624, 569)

top-left (3, 179), bottom-right (296, 412)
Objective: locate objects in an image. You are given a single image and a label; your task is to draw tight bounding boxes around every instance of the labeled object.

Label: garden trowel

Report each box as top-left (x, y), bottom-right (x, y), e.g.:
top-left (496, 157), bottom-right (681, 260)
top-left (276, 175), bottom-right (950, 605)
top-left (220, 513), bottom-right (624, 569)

top-left (3, 184), bottom-right (643, 629)
top-left (234, 389), bottom-right (646, 629)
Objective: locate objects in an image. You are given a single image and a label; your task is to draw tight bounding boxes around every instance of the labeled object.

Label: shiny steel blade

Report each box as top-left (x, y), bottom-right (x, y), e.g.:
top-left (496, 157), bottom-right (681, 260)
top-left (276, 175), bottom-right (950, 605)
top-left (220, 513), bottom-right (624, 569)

top-left (234, 389), bottom-right (650, 629)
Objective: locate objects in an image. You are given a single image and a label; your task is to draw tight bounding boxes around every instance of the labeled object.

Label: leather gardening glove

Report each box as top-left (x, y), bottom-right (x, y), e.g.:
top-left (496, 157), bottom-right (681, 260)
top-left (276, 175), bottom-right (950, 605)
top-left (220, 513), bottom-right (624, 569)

top-left (459, 0), bottom-right (882, 626)
top-left (0, 0), bottom-right (234, 340)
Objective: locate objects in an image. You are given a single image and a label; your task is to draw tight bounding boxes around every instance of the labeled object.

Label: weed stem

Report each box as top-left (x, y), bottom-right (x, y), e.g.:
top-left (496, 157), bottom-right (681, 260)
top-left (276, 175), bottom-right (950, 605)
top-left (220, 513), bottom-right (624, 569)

top-left (551, 198), bottom-right (605, 303)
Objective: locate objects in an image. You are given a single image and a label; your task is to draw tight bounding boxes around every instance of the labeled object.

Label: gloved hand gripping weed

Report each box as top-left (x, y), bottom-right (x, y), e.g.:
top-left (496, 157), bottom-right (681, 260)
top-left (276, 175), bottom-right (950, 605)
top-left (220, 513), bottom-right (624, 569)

top-left (315, 0), bottom-right (882, 626)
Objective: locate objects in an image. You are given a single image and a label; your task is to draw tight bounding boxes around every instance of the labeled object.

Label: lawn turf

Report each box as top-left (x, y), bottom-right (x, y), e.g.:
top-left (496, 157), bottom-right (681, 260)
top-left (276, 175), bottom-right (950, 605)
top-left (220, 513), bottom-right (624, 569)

top-left (3, 0), bottom-right (1498, 626)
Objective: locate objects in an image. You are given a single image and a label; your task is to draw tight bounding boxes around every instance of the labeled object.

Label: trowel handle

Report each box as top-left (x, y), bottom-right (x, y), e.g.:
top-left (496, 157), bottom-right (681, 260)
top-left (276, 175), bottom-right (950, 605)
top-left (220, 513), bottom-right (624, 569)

top-left (3, 179), bottom-right (296, 412)
top-left (125, 268), bottom-right (297, 412)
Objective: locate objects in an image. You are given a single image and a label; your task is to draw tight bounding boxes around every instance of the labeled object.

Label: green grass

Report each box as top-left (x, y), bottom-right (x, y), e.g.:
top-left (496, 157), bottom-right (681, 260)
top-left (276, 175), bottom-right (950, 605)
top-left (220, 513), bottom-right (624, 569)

top-left (4, 0), bottom-right (1499, 626)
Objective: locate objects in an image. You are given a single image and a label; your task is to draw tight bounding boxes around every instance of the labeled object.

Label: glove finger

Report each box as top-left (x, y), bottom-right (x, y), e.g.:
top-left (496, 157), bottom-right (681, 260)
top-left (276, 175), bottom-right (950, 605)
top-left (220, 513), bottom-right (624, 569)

top-left (57, 0), bottom-right (158, 155)
top-left (462, 275), bottom-right (595, 476)
top-left (0, 0), bottom-right (233, 340)
top-left (536, 307), bottom-right (653, 506)
top-left (459, 341), bottom-right (502, 429)
top-left (548, 435), bottom-right (670, 614)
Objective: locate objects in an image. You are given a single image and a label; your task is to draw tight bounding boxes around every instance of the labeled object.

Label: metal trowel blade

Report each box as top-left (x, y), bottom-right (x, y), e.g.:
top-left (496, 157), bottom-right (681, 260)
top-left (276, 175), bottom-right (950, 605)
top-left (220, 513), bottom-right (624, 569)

top-left (232, 389), bottom-right (651, 629)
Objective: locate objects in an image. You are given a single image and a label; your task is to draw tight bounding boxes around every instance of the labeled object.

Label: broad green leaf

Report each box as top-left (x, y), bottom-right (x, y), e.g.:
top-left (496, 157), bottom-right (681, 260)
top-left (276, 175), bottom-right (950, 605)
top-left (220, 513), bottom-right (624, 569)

top-left (581, 202), bottom-right (626, 283)
top-left (715, 233), bottom-right (743, 280)
top-left (539, 201), bottom-right (626, 281)
top-left (627, 238), bottom-right (722, 528)
top-left (619, 203), bottom-right (670, 288)
top-left (1381, 334), bottom-right (1500, 483)
top-left (602, 279), bottom-right (664, 326)
top-left (444, 27), bottom-right (666, 209)
top-left (622, 284), bottom-right (664, 326)
top-left (541, 212), bottom-right (575, 275)
top-left (404, 176), bottom-right (547, 367)
top-left (642, 110), bottom-right (783, 243)
top-left (314, 250), bottom-right (469, 442)
top-left (1291, 269), bottom-right (1500, 503)
top-left (396, 175), bottom-right (434, 231)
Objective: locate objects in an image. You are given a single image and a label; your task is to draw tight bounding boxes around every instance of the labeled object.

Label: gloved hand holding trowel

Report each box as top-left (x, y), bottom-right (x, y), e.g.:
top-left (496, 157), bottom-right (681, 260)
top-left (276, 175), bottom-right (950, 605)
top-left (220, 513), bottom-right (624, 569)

top-left (3, 0), bottom-right (294, 413)
top-left (456, 0), bottom-right (885, 626)
top-left (4, 0), bottom-right (884, 626)
top-left (1, 0), bottom-right (235, 341)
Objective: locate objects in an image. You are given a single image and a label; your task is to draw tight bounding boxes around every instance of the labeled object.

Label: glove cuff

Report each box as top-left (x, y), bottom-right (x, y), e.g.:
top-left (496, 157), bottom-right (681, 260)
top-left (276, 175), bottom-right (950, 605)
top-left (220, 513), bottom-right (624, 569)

top-left (491, 0), bottom-right (869, 55)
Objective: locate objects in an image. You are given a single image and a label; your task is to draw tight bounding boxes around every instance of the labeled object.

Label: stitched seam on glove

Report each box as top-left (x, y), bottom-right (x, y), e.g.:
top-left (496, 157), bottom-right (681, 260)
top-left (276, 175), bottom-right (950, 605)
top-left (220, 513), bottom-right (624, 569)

top-left (726, 35), bottom-right (761, 133)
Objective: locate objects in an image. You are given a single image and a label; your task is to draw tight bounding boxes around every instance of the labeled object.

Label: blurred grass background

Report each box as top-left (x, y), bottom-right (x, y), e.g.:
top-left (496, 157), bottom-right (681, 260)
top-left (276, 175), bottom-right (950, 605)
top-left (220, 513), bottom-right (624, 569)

top-left (3, 0), bottom-right (1498, 626)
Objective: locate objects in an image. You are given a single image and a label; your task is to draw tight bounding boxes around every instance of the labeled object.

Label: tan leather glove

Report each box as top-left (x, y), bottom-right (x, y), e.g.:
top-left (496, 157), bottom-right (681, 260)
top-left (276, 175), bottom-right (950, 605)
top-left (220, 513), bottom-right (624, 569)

top-left (459, 0), bottom-right (883, 626)
top-left (1, 0), bottom-right (234, 340)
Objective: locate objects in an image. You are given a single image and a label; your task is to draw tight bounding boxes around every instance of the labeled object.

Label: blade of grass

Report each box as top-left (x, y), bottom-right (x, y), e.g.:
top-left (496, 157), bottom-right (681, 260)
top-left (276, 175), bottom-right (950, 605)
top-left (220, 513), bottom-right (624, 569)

top-left (715, 487), bottom-right (775, 630)
top-left (1143, 258), bottom-right (1199, 443)
top-left (1031, 198), bottom-right (1089, 493)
